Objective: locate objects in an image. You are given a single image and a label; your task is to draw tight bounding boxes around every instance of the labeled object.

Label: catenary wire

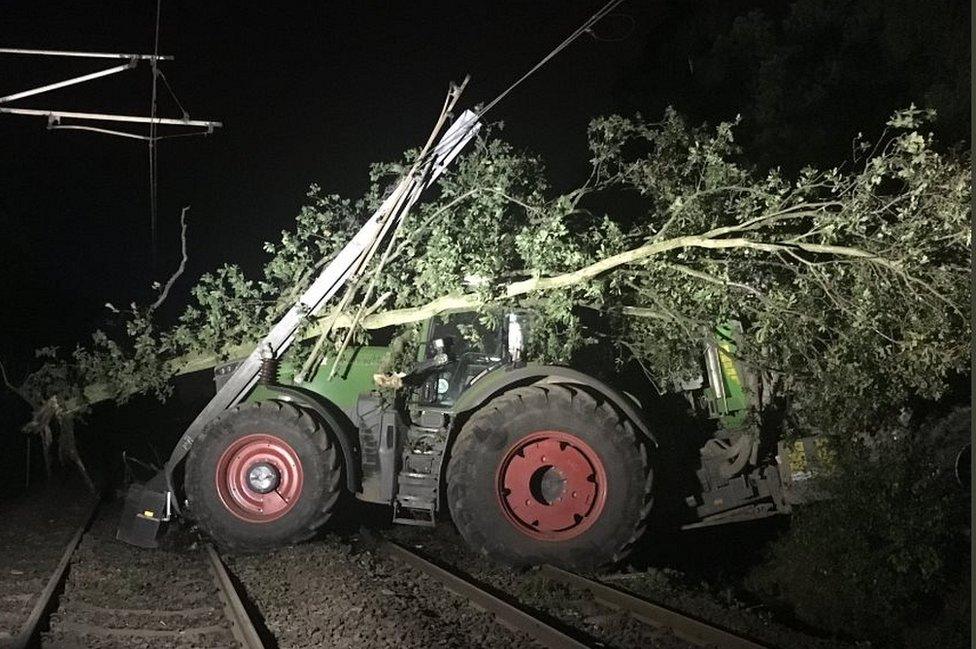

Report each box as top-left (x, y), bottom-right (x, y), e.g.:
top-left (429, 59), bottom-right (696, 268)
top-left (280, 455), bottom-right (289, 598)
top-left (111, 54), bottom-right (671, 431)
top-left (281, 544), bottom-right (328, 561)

top-left (477, 0), bottom-right (626, 117)
top-left (148, 0), bottom-right (162, 267)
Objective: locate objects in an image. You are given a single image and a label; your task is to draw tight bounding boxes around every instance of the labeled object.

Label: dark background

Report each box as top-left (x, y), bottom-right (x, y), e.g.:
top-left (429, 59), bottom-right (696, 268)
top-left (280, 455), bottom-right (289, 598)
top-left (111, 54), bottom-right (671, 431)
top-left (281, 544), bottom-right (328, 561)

top-left (0, 0), bottom-right (969, 485)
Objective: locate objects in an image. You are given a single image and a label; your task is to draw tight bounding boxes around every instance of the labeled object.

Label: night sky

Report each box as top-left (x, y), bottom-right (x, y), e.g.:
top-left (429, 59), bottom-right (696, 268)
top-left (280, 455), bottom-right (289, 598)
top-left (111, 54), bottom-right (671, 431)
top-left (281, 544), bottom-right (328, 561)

top-left (0, 1), bottom-right (662, 372)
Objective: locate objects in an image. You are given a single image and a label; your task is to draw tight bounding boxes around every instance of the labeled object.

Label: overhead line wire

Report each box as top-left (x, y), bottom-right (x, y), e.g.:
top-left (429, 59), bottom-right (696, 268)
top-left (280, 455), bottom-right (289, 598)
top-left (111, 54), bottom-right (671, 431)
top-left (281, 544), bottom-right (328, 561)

top-left (148, 0), bottom-right (162, 268)
top-left (477, 0), bottom-right (626, 117)
top-left (304, 0), bottom-right (628, 376)
top-left (390, 0), bottom-right (626, 181)
top-left (373, 0), bottom-right (627, 196)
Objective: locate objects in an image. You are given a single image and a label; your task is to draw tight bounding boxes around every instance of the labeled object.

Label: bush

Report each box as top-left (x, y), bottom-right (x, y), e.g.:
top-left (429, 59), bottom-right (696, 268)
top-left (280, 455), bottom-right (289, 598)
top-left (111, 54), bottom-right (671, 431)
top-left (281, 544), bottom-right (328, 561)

top-left (748, 411), bottom-right (970, 646)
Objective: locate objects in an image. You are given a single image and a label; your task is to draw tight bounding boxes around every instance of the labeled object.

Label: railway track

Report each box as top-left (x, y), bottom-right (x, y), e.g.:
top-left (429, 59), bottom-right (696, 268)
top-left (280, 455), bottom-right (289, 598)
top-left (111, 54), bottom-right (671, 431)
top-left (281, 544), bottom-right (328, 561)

top-left (7, 498), bottom-right (772, 649)
top-left (6, 503), bottom-right (263, 649)
top-left (381, 540), bottom-right (590, 649)
top-left (538, 564), bottom-right (769, 649)
top-left (381, 538), bottom-right (772, 649)
top-left (1, 502), bottom-right (96, 649)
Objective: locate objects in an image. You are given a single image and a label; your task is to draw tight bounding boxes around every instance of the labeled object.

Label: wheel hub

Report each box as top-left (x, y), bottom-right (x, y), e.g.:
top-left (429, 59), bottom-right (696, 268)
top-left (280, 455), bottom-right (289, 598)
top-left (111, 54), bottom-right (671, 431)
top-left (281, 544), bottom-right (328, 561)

top-left (246, 462), bottom-right (280, 494)
top-left (533, 465), bottom-right (567, 504)
top-left (496, 431), bottom-right (608, 541)
top-left (215, 434), bottom-right (304, 523)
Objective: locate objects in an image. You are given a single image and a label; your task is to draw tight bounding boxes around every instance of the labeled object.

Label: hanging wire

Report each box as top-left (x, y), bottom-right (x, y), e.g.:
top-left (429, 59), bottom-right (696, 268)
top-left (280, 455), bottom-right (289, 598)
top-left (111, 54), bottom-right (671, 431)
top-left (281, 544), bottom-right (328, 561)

top-left (147, 0), bottom-right (162, 268)
top-left (585, 12), bottom-right (636, 42)
top-left (367, 0), bottom-right (628, 186)
top-left (477, 0), bottom-right (626, 117)
top-left (156, 68), bottom-right (189, 120)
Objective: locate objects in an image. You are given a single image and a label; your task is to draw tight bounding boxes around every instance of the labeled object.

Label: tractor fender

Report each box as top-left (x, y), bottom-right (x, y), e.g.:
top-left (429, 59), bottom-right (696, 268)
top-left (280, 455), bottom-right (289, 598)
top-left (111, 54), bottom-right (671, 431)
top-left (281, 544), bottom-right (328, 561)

top-left (452, 364), bottom-right (657, 447)
top-left (262, 384), bottom-right (361, 493)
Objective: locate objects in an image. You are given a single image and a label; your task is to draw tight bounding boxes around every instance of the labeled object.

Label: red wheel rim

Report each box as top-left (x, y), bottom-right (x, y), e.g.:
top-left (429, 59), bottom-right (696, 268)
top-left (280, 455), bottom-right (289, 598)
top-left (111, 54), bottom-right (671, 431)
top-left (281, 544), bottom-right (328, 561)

top-left (215, 433), bottom-right (304, 523)
top-left (496, 430), bottom-right (608, 541)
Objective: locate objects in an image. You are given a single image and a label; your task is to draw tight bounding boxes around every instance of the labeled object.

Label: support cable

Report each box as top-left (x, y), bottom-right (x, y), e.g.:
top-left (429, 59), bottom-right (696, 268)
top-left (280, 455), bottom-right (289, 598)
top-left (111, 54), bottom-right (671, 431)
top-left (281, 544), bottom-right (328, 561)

top-left (336, 0), bottom-right (626, 183)
top-left (156, 68), bottom-right (189, 120)
top-left (148, 0), bottom-right (162, 268)
top-left (477, 0), bottom-right (625, 117)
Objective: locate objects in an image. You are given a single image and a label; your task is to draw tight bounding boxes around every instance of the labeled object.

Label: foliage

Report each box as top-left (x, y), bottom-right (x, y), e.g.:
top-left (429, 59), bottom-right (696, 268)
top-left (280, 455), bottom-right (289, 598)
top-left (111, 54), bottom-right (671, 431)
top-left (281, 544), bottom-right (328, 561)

top-left (8, 106), bottom-right (970, 443)
top-left (591, 106), bottom-right (970, 435)
top-left (167, 190), bottom-right (364, 361)
top-left (748, 412), bottom-right (970, 646)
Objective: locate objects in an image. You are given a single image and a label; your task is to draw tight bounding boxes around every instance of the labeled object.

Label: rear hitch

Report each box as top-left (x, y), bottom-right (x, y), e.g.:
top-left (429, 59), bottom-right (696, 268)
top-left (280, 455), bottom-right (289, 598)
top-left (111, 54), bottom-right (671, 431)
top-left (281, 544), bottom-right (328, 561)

top-left (116, 471), bottom-right (173, 548)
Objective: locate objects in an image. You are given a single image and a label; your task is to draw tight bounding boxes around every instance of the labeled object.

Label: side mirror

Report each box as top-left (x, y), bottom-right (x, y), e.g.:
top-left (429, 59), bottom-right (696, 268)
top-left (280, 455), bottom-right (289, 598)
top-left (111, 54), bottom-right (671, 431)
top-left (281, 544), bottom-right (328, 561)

top-left (507, 313), bottom-right (524, 363)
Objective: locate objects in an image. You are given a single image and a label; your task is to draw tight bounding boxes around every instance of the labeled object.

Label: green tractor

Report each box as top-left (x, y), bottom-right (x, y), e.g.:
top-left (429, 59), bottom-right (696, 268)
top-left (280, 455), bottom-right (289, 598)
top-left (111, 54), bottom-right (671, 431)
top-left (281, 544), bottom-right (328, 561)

top-left (117, 108), bottom-right (812, 569)
top-left (168, 311), bottom-right (804, 569)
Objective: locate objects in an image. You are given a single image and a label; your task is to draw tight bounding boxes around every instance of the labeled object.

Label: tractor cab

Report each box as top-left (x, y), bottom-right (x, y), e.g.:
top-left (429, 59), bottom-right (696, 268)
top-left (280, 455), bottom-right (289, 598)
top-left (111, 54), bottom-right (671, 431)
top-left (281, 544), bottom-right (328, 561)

top-left (418, 311), bottom-right (525, 406)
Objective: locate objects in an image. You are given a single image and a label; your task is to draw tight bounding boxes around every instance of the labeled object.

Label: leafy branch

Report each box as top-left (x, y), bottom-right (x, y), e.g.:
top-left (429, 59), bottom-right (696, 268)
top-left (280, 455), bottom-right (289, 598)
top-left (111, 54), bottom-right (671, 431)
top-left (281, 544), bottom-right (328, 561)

top-left (3, 106), bottom-right (969, 476)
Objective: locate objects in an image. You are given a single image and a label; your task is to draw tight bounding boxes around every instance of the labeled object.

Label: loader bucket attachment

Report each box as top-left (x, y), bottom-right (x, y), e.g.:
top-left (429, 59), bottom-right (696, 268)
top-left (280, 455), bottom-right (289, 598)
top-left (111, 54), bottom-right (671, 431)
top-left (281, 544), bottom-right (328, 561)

top-left (116, 472), bottom-right (172, 548)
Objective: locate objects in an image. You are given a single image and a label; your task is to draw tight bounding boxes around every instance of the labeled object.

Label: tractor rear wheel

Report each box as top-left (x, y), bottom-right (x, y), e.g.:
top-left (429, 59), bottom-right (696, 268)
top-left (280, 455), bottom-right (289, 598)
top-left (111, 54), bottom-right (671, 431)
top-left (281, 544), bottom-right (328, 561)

top-left (447, 384), bottom-right (653, 569)
top-left (185, 401), bottom-right (342, 551)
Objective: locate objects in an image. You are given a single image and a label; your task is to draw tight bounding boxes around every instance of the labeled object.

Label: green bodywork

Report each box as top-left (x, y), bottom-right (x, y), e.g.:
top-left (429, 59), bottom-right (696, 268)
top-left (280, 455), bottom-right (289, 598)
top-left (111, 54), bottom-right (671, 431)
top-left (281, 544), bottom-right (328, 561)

top-left (702, 322), bottom-right (751, 429)
top-left (236, 316), bottom-right (776, 526)
top-left (244, 317), bottom-right (753, 431)
top-left (248, 345), bottom-right (388, 417)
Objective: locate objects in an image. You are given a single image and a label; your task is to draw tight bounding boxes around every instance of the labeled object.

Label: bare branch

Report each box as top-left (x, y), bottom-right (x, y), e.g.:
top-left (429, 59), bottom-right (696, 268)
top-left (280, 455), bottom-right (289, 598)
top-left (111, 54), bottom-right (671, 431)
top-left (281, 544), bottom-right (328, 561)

top-left (0, 357), bottom-right (34, 407)
top-left (149, 206), bottom-right (190, 311)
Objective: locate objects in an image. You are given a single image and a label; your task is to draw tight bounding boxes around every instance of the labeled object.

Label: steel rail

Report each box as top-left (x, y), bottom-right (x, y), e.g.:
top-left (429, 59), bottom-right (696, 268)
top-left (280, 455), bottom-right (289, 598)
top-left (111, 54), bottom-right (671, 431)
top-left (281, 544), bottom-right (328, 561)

top-left (382, 541), bottom-right (592, 649)
top-left (205, 544), bottom-right (266, 649)
top-left (12, 500), bottom-right (98, 649)
top-left (11, 499), bottom-right (264, 649)
top-left (539, 565), bottom-right (771, 649)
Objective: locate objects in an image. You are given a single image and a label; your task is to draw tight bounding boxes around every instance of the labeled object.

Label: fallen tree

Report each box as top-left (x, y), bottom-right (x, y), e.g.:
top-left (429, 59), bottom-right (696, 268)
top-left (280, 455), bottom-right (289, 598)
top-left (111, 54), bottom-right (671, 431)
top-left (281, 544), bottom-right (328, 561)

top-left (4, 106), bottom-right (969, 486)
top-left (3, 106), bottom-right (969, 644)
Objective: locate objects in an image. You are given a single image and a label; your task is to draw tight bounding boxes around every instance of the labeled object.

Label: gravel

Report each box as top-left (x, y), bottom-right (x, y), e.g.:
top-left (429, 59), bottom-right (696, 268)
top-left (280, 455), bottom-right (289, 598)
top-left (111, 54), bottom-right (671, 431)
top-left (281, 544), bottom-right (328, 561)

top-left (387, 522), bottom-right (861, 649)
top-left (42, 502), bottom-right (239, 649)
top-left (0, 482), bottom-right (867, 648)
top-left (584, 568), bottom-right (860, 649)
top-left (0, 479), bottom-right (96, 645)
top-left (386, 524), bottom-right (694, 649)
top-left (227, 533), bottom-right (542, 649)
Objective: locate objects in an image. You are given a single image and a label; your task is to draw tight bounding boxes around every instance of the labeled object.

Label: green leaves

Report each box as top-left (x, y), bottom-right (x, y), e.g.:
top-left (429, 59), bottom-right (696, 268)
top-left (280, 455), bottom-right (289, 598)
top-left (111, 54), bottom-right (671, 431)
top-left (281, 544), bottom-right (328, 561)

top-left (12, 106), bottom-right (969, 451)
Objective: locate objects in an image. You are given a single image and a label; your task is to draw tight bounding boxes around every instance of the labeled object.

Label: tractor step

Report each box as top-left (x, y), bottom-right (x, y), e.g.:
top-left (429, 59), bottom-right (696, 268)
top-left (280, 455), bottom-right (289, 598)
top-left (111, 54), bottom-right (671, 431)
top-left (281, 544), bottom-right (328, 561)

top-left (392, 451), bottom-right (441, 527)
top-left (392, 500), bottom-right (437, 526)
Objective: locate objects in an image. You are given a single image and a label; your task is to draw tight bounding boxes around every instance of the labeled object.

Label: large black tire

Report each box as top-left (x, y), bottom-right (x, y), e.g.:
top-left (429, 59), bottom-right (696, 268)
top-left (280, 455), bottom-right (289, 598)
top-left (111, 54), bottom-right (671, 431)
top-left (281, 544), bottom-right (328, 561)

top-left (447, 384), bottom-right (654, 569)
top-left (185, 401), bottom-right (342, 551)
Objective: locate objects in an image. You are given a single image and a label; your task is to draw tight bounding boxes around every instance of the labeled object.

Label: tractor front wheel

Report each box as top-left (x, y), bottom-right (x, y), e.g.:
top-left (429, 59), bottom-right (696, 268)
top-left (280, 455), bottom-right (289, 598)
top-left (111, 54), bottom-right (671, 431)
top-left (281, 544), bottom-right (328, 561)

top-left (185, 401), bottom-right (342, 551)
top-left (447, 385), bottom-right (653, 569)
